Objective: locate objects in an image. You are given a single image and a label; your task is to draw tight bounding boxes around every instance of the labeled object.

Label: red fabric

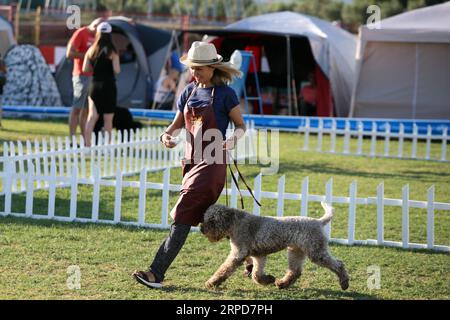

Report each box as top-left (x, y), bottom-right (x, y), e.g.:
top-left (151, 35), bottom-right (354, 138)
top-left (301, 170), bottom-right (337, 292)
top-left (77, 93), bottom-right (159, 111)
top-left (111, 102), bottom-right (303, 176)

top-left (210, 37), bottom-right (224, 52)
top-left (301, 86), bottom-right (316, 105)
top-left (39, 46), bottom-right (54, 64)
top-left (244, 46), bottom-right (261, 73)
top-left (69, 27), bottom-right (94, 76)
top-left (314, 66), bottom-right (334, 117)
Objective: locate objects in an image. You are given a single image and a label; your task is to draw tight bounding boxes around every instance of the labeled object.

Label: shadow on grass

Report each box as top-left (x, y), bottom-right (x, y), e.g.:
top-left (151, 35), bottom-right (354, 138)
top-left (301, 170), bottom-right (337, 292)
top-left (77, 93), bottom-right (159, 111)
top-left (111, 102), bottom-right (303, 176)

top-left (297, 287), bottom-right (379, 300)
top-left (157, 284), bottom-right (379, 300)
top-left (1, 190), bottom-right (172, 224)
top-left (157, 284), bottom-right (224, 298)
top-left (345, 243), bottom-right (449, 256)
top-left (277, 161), bottom-right (450, 181)
top-left (2, 215), bottom-right (447, 255)
top-left (0, 215), bottom-right (170, 235)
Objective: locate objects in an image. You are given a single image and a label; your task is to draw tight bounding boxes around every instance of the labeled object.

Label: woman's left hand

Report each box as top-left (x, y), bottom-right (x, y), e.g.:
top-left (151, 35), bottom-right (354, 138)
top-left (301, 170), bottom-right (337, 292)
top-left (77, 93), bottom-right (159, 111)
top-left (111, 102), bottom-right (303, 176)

top-left (223, 137), bottom-right (236, 150)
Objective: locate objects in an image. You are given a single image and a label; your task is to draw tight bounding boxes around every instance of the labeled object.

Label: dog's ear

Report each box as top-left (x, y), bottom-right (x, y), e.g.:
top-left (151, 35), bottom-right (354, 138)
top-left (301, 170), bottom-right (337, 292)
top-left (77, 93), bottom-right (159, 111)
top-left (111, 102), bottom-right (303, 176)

top-left (216, 206), bottom-right (236, 230)
top-left (201, 206), bottom-right (218, 231)
top-left (203, 214), bottom-right (216, 229)
top-left (203, 204), bottom-right (236, 232)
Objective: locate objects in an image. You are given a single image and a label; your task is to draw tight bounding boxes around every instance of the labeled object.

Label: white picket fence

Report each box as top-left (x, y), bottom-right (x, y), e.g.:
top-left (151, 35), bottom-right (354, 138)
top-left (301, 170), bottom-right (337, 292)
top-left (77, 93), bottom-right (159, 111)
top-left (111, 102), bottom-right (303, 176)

top-left (0, 163), bottom-right (448, 252)
top-left (0, 127), bottom-right (182, 194)
top-left (0, 122), bottom-right (257, 194)
top-left (299, 118), bottom-right (449, 162)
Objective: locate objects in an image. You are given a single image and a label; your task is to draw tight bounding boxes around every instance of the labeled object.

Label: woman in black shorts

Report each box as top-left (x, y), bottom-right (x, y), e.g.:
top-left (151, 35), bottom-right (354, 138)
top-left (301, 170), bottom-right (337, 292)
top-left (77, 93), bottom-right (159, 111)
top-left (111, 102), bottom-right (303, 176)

top-left (82, 22), bottom-right (120, 147)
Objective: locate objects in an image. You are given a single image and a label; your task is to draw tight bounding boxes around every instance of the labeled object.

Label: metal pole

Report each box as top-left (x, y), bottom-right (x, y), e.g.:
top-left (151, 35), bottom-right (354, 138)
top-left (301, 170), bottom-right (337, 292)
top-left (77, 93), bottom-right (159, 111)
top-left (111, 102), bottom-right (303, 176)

top-left (212, 0), bottom-right (217, 19)
top-left (175, 0), bottom-right (181, 16)
top-left (289, 42), bottom-right (299, 115)
top-left (224, 0), bottom-right (231, 20)
top-left (182, 15), bottom-right (190, 52)
top-left (286, 35), bottom-right (292, 115)
top-left (192, 0), bottom-right (198, 17)
top-left (15, 0), bottom-right (22, 41)
top-left (147, 0), bottom-right (153, 16)
top-left (44, 0), bottom-right (50, 15)
top-left (236, 0), bottom-right (242, 19)
top-left (204, 0), bottom-right (208, 19)
top-left (35, 6), bottom-right (41, 46)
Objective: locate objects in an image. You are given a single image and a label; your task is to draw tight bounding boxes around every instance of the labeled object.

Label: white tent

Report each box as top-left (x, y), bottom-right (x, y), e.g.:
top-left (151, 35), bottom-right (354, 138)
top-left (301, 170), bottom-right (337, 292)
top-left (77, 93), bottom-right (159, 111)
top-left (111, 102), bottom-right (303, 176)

top-left (225, 11), bottom-right (357, 117)
top-left (350, 2), bottom-right (450, 119)
top-left (0, 15), bottom-right (15, 57)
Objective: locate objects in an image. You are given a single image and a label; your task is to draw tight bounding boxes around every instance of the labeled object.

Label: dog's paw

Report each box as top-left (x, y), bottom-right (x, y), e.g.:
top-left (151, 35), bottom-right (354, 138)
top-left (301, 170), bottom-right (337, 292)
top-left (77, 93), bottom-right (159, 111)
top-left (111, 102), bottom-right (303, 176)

top-left (340, 277), bottom-right (349, 291)
top-left (205, 280), bottom-right (219, 290)
top-left (275, 279), bottom-right (292, 289)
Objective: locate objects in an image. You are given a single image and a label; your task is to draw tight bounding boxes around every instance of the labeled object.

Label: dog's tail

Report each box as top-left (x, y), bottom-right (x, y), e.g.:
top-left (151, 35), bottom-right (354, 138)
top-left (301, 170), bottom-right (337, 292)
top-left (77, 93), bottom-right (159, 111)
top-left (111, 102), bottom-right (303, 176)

top-left (318, 201), bottom-right (334, 225)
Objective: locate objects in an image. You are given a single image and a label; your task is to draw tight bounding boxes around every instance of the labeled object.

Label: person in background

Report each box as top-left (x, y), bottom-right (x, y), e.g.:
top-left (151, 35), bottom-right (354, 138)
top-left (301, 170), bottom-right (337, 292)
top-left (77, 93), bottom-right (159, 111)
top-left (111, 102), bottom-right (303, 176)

top-left (82, 22), bottom-right (120, 147)
top-left (299, 72), bottom-right (317, 116)
top-left (120, 43), bottom-right (136, 63)
top-left (132, 41), bottom-right (245, 289)
top-left (66, 17), bottom-right (104, 141)
top-left (153, 68), bottom-right (180, 110)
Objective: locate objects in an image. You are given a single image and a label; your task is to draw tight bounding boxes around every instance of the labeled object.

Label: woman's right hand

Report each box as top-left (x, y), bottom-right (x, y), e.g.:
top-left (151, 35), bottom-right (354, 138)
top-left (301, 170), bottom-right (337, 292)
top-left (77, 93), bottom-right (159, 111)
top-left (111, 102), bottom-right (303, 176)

top-left (161, 133), bottom-right (178, 149)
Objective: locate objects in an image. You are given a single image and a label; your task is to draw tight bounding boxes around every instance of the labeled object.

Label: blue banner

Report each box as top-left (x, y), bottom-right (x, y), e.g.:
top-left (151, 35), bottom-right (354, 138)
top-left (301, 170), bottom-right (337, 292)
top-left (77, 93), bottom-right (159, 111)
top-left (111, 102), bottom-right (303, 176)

top-left (3, 105), bottom-right (450, 135)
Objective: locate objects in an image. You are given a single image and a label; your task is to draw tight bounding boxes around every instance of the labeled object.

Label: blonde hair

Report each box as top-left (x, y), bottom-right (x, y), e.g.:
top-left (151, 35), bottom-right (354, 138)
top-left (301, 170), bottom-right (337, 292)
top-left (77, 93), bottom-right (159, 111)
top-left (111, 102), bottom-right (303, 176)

top-left (88, 18), bottom-right (104, 31)
top-left (210, 63), bottom-right (242, 86)
top-left (90, 31), bottom-right (117, 60)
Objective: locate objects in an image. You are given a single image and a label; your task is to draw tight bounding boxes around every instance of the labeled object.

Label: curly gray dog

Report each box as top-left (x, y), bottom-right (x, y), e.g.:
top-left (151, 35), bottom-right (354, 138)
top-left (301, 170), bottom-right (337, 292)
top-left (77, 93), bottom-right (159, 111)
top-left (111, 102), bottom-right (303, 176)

top-left (200, 202), bottom-right (349, 290)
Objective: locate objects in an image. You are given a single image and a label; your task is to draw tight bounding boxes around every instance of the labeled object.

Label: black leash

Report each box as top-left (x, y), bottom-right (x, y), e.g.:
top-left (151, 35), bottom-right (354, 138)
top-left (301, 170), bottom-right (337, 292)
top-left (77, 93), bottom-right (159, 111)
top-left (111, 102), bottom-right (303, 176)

top-left (225, 149), bottom-right (261, 209)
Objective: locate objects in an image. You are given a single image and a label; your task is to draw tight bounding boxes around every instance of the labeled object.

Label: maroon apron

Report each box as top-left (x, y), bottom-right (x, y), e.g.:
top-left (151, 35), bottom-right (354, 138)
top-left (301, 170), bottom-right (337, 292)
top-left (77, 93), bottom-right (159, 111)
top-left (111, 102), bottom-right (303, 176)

top-left (170, 86), bottom-right (227, 226)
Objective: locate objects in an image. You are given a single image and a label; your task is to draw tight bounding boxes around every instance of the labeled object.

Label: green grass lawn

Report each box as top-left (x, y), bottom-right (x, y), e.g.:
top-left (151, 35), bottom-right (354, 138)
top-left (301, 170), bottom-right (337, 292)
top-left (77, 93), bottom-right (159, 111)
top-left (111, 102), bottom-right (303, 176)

top-left (0, 118), bottom-right (449, 300)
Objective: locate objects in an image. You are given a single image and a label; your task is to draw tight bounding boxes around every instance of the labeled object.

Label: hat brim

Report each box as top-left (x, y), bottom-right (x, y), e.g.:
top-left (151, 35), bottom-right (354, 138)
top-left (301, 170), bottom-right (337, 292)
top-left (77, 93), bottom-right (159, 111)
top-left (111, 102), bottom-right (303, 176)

top-left (180, 54), bottom-right (223, 67)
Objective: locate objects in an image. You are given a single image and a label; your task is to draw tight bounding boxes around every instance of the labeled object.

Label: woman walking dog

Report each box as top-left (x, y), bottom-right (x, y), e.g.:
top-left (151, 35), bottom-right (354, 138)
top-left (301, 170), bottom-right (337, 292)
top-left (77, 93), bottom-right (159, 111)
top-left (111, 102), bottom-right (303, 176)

top-left (133, 41), bottom-right (245, 288)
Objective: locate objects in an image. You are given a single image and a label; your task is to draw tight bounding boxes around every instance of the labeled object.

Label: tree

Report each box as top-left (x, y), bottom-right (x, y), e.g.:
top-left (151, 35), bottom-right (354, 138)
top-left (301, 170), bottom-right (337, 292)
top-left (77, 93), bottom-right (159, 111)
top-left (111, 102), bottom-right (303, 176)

top-left (342, 0), bottom-right (448, 28)
top-left (243, 3), bottom-right (262, 17)
top-left (247, 0), bottom-right (343, 22)
top-left (88, 0), bottom-right (449, 28)
top-left (321, 1), bottom-right (343, 21)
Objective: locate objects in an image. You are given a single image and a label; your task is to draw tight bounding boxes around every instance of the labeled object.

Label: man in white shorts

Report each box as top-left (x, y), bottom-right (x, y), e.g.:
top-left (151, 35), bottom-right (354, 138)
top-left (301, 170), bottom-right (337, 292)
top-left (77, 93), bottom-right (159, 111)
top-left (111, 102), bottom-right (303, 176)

top-left (66, 18), bottom-right (103, 140)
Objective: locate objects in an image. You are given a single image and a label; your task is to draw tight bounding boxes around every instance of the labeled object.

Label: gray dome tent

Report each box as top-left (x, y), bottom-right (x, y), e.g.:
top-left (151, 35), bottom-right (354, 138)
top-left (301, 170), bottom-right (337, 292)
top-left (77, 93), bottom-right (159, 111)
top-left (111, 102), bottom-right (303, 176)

top-left (55, 18), bottom-right (174, 108)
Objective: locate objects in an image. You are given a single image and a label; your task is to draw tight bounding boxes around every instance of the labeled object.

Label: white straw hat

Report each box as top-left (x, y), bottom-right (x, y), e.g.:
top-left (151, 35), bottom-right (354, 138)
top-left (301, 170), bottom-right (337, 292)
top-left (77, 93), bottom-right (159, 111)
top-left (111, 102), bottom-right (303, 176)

top-left (180, 41), bottom-right (224, 67)
top-left (97, 22), bottom-right (112, 34)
